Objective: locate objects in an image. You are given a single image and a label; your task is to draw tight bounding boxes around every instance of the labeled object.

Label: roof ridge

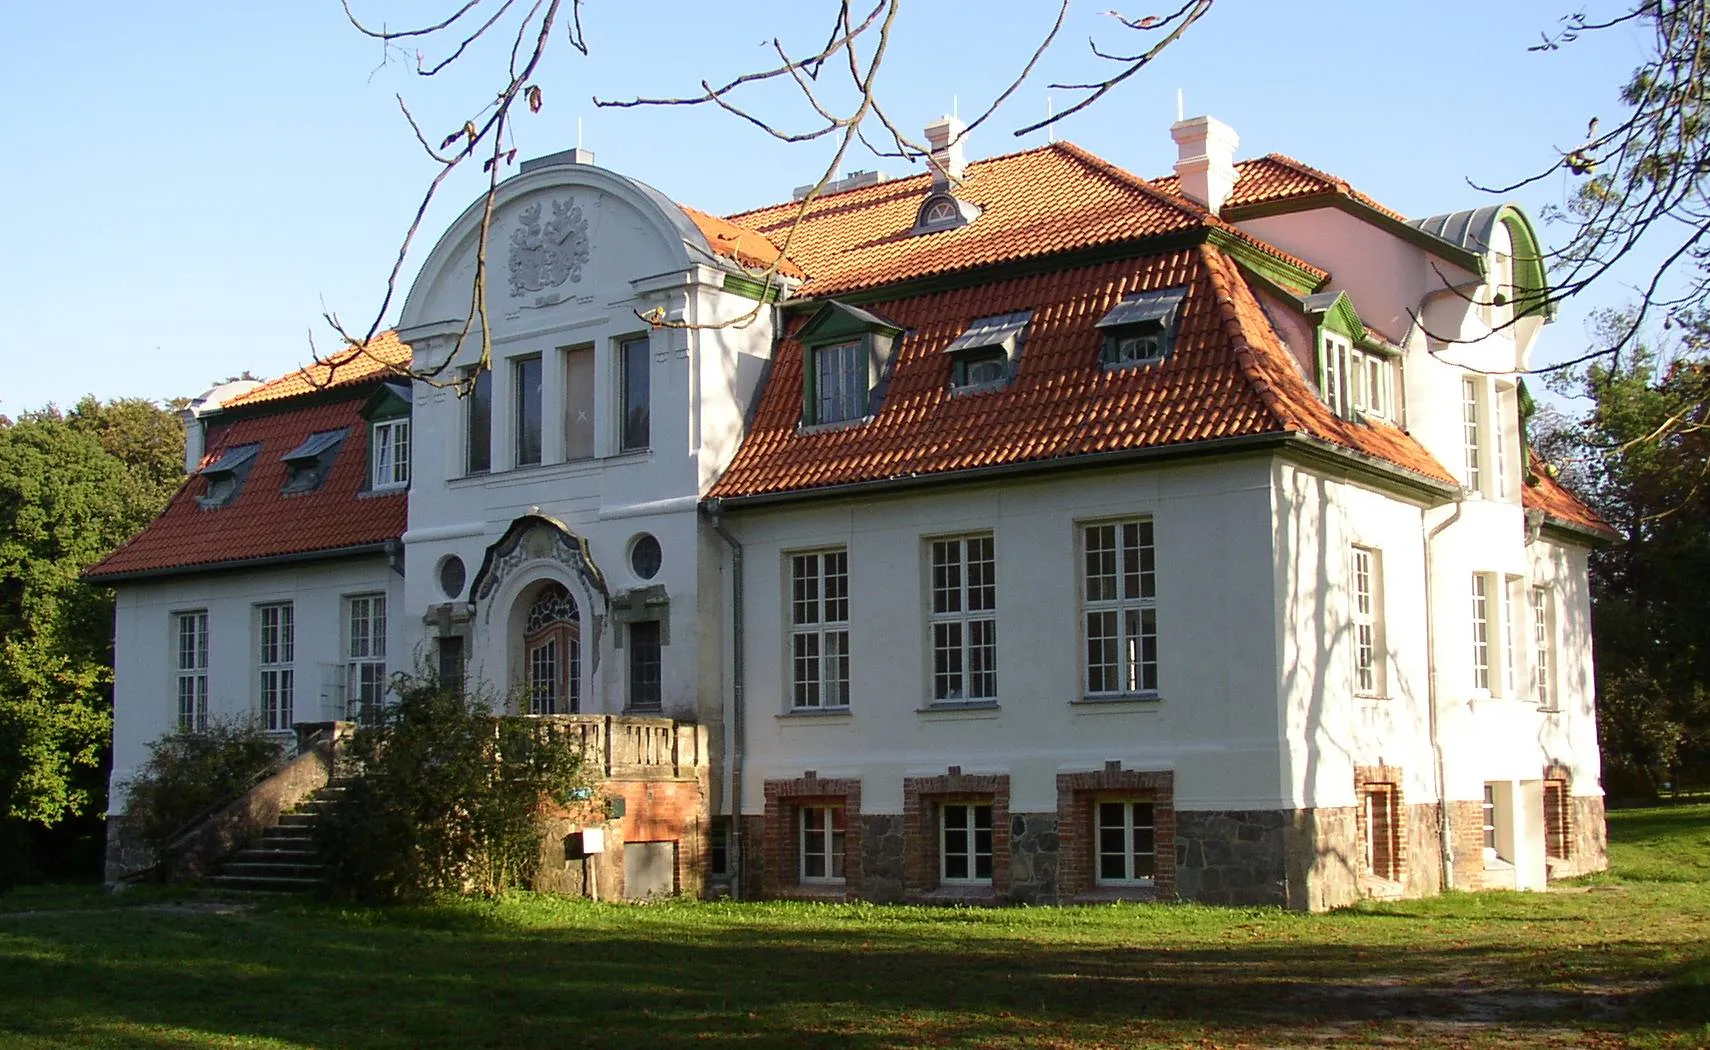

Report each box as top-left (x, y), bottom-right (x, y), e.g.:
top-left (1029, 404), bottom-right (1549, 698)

top-left (723, 140), bottom-right (1069, 223)
top-left (224, 331), bottom-right (411, 408)
top-left (1048, 140), bottom-right (1215, 228)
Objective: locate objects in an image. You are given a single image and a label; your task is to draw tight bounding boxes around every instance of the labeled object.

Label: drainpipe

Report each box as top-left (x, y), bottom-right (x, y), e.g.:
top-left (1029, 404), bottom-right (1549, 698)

top-left (703, 498), bottom-right (746, 900)
top-left (1422, 500), bottom-right (1464, 890)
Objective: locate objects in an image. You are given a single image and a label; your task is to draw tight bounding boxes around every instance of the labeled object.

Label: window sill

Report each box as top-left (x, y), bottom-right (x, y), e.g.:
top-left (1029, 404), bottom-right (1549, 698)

top-left (1355, 692), bottom-right (1391, 702)
top-left (916, 701), bottom-right (1000, 720)
top-left (777, 708), bottom-right (853, 722)
top-left (1072, 694), bottom-right (1162, 710)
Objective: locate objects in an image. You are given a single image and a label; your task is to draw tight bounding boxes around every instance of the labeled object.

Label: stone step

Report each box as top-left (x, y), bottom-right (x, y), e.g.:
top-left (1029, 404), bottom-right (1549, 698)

top-left (222, 861), bottom-right (325, 879)
top-left (230, 846), bottom-right (319, 864)
top-left (265, 823), bottom-right (317, 838)
top-left (276, 813), bottom-right (319, 828)
top-left (203, 874), bottom-right (324, 893)
top-left (249, 834), bottom-right (318, 852)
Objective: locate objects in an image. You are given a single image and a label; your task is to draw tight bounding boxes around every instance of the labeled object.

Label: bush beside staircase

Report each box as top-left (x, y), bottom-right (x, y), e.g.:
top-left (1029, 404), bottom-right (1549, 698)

top-left (204, 783), bottom-right (346, 893)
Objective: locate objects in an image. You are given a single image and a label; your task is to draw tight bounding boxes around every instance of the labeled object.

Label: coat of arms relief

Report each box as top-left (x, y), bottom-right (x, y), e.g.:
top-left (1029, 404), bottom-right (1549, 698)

top-left (507, 197), bottom-right (591, 298)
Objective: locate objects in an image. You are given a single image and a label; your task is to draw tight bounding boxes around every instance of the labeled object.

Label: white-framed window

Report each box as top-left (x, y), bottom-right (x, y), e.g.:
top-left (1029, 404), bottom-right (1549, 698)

top-left (1322, 334), bottom-right (1351, 416)
top-left (1351, 545), bottom-right (1385, 697)
top-left (627, 620), bottom-right (663, 713)
top-left (370, 418), bottom-right (410, 490)
top-left (1462, 376), bottom-right (1483, 492)
top-left (464, 365), bottom-right (492, 474)
top-left (174, 610), bottom-right (209, 733)
top-left (1533, 585), bottom-right (1556, 708)
top-left (1502, 575), bottom-right (1522, 697)
top-left (1493, 385), bottom-right (1513, 500)
top-left (1353, 350), bottom-right (1395, 420)
top-left (940, 803), bottom-right (994, 883)
top-left (1482, 782), bottom-right (1499, 859)
top-left (1081, 519), bottom-right (1158, 696)
top-left (1471, 573), bottom-right (1492, 692)
top-left (928, 535), bottom-right (997, 703)
top-left (619, 334), bottom-right (651, 451)
top-left (258, 602), bottom-right (294, 732)
top-left (812, 340), bottom-right (867, 424)
top-left (346, 594), bottom-right (387, 724)
top-left (563, 343), bottom-right (595, 460)
top-left (789, 549), bottom-right (850, 709)
top-left (514, 354), bottom-right (543, 467)
top-left (1095, 801), bottom-right (1156, 885)
top-left (799, 804), bottom-right (846, 882)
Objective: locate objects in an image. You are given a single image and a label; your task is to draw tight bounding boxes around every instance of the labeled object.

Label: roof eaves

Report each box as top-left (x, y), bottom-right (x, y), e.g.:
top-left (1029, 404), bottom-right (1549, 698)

top-left (83, 540), bottom-right (396, 585)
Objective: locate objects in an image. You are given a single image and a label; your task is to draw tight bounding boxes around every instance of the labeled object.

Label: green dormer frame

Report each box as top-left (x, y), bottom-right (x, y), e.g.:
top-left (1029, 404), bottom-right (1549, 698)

top-left (795, 301), bottom-right (903, 426)
top-left (1493, 206), bottom-right (1552, 322)
top-left (360, 380), bottom-right (412, 422)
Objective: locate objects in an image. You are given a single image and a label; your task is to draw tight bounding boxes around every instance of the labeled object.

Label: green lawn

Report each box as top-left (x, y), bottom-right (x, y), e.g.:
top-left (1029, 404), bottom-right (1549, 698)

top-left (1, 806), bottom-right (1706, 1049)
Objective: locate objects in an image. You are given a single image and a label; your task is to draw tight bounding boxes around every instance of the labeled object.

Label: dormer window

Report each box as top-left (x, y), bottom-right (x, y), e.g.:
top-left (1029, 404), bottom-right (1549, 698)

top-left (1097, 287), bottom-right (1187, 368)
top-left (945, 310), bottom-right (1031, 390)
top-left (371, 418), bottom-right (410, 490)
top-left (912, 192), bottom-right (980, 235)
top-left (281, 429), bottom-right (347, 495)
top-left (196, 443), bottom-right (260, 509)
top-left (360, 380), bottom-right (412, 491)
top-left (796, 301), bottom-right (903, 428)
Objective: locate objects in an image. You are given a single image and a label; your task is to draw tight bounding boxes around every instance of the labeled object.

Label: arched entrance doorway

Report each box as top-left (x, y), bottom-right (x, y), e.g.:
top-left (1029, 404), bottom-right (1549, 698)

top-left (523, 582), bottom-right (580, 714)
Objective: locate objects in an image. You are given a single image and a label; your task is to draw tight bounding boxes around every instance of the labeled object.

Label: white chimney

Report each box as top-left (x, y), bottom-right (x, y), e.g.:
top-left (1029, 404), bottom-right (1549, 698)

top-left (1170, 115), bottom-right (1238, 215)
top-left (924, 115), bottom-right (967, 190)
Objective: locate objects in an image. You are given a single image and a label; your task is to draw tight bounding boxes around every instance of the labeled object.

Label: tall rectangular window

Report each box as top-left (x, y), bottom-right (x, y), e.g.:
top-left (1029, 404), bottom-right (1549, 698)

top-left (1494, 385), bottom-right (1513, 500)
top-left (370, 418), bottom-right (410, 490)
top-left (1462, 376), bottom-right (1483, 492)
top-left (258, 602), bottom-right (294, 732)
top-left (464, 366), bottom-right (492, 474)
top-left (174, 610), bottom-right (209, 733)
top-left (799, 805), bottom-right (845, 882)
top-left (813, 340), bottom-right (866, 424)
top-left (1471, 574), bottom-right (1491, 691)
top-left (1502, 576), bottom-right (1522, 697)
top-left (789, 549), bottom-right (850, 709)
top-left (627, 620), bottom-right (663, 713)
top-left (346, 594), bottom-right (387, 724)
top-left (437, 635), bottom-right (465, 696)
top-left (1095, 801), bottom-right (1156, 884)
top-left (1533, 586), bottom-right (1555, 708)
top-left (1544, 779), bottom-right (1571, 859)
top-left (514, 355), bottom-right (543, 467)
top-left (928, 535), bottom-right (997, 702)
top-left (940, 803), bottom-right (994, 883)
top-left (1351, 546), bottom-right (1385, 696)
top-left (563, 344), bottom-right (595, 460)
top-left (1361, 785), bottom-right (1401, 880)
top-left (1082, 519), bottom-right (1158, 696)
top-left (619, 334), bottom-right (650, 452)
top-left (1321, 335), bottom-right (1350, 416)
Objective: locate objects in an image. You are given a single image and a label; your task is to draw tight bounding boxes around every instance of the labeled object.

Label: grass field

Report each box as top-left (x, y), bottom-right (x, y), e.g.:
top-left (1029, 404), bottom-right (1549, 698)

top-left (1, 805), bottom-right (1706, 1049)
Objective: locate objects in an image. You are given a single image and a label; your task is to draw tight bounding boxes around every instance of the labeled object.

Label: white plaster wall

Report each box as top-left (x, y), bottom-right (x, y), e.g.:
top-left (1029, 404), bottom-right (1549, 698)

top-left (725, 458), bottom-right (1284, 816)
top-left (107, 556), bottom-right (400, 814)
top-left (1272, 462), bottom-right (1436, 808)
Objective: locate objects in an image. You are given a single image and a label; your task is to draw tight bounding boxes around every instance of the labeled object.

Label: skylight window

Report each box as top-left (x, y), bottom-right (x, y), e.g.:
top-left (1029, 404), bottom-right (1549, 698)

top-left (197, 443), bottom-right (261, 509)
top-left (281, 429), bottom-right (347, 495)
top-left (944, 310), bottom-right (1031, 390)
top-left (1096, 287), bottom-right (1187, 368)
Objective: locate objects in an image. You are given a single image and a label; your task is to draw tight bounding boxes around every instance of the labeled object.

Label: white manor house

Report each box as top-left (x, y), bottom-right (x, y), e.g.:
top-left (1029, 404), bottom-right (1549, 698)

top-left (92, 115), bottom-right (1614, 907)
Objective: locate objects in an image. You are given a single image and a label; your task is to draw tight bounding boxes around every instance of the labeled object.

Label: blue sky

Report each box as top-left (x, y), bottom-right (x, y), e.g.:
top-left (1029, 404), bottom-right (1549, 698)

top-left (0, 2), bottom-right (1653, 415)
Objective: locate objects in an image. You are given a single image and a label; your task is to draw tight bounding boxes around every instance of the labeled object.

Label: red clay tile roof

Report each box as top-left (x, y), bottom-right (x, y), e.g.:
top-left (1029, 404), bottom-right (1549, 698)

top-left (726, 142), bottom-right (1321, 298)
top-left (1153, 153), bottom-right (1409, 222)
top-left (1524, 466), bottom-right (1619, 542)
top-left (680, 206), bottom-right (804, 279)
top-left (709, 243), bottom-right (1452, 501)
top-left (223, 331), bottom-right (413, 408)
top-left (85, 394), bottom-right (406, 580)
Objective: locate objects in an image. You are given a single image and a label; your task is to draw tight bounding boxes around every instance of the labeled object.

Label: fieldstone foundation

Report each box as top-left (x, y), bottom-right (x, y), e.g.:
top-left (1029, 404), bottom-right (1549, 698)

top-left (1281, 806), bottom-right (1358, 911)
top-left (1008, 813), bottom-right (1060, 903)
top-left (1173, 810), bottom-right (1288, 906)
top-left (103, 815), bottom-right (157, 886)
top-left (1551, 795), bottom-right (1609, 879)
top-left (861, 814), bottom-right (906, 902)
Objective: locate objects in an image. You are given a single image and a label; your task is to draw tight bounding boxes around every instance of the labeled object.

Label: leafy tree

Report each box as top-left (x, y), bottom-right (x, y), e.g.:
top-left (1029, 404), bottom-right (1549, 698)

top-left (1537, 313), bottom-right (1710, 793)
top-left (320, 676), bottom-right (597, 903)
top-left (0, 401), bottom-right (183, 886)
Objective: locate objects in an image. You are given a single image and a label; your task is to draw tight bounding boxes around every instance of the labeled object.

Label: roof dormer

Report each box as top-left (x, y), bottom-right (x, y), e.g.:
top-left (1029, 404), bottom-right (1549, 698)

top-left (196, 443), bottom-right (261, 510)
top-left (913, 116), bottom-right (980, 235)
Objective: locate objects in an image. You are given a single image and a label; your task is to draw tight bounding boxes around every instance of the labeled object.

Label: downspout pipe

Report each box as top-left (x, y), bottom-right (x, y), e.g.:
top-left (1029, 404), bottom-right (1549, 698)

top-left (1422, 500), bottom-right (1464, 890)
top-left (703, 498), bottom-right (746, 900)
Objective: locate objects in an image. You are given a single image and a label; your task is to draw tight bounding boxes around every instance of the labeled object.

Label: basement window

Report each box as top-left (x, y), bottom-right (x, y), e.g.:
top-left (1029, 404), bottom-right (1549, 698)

top-left (945, 310), bottom-right (1030, 391)
top-left (281, 429), bottom-right (347, 494)
top-left (1097, 287), bottom-right (1187, 368)
top-left (196, 443), bottom-right (261, 509)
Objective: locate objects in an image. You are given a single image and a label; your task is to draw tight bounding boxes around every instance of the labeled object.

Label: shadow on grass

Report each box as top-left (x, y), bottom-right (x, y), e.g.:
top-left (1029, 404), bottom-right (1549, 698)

top-left (1, 902), bottom-right (1703, 1050)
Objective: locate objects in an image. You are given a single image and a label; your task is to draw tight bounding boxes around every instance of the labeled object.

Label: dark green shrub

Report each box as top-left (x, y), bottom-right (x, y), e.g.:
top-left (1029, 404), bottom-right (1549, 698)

top-left (320, 676), bottom-right (595, 903)
top-left (122, 720), bottom-right (285, 851)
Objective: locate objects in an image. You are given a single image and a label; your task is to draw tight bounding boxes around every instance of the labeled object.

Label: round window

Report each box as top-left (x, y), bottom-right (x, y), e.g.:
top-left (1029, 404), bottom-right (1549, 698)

top-left (629, 533), bottom-right (662, 580)
top-left (438, 555), bottom-right (467, 600)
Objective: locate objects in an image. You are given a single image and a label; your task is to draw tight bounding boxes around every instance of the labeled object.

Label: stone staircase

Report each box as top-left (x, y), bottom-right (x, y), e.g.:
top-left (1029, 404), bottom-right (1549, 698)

top-left (203, 783), bottom-right (345, 893)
